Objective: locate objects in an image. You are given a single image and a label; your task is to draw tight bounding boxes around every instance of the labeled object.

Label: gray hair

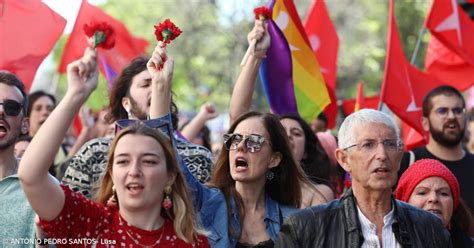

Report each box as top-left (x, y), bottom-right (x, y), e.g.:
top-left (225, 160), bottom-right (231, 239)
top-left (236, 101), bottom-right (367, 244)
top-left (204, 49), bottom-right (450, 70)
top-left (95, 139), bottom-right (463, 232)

top-left (338, 109), bottom-right (400, 149)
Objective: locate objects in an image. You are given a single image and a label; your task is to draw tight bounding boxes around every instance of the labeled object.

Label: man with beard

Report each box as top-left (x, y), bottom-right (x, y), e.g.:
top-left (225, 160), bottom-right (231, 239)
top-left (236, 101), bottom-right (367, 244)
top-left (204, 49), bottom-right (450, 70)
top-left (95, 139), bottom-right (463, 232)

top-left (61, 56), bottom-right (214, 199)
top-left (399, 85), bottom-right (474, 213)
top-left (0, 72), bottom-right (36, 244)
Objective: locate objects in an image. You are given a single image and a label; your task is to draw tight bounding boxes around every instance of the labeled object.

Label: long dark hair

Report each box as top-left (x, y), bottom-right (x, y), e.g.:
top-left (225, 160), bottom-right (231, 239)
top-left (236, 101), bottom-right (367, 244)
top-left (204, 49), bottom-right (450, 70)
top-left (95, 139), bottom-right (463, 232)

top-left (451, 199), bottom-right (474, 236)
top-left (210, 112), bottom-right (308, 237)
top-left (27, 91), bottom-right (56, 117)
top-left (279, 114), bottom-right (332, 185)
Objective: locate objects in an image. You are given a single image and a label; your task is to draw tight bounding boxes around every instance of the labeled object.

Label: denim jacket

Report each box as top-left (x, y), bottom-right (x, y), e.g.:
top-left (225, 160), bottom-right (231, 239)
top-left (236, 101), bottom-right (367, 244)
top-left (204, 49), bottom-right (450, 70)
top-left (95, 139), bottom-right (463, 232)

top-left (157, 113), bottom-right (299, 248)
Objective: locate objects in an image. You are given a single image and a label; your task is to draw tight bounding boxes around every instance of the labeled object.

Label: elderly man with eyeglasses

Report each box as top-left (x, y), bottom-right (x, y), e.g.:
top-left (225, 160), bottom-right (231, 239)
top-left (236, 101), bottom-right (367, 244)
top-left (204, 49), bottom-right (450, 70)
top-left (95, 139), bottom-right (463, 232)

top-left (398, 85), bottom-right (474, 214)
top-left (275, 109), bottom-right (451, 248)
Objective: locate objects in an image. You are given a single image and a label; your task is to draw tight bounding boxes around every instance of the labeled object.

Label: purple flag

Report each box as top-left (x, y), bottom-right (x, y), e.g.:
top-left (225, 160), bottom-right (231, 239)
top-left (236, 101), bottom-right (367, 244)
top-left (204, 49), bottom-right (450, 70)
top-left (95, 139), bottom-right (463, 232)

top-left (100, 54), bottom-right (118, 89)
top-left (258, 19), bottom-right (298, 116)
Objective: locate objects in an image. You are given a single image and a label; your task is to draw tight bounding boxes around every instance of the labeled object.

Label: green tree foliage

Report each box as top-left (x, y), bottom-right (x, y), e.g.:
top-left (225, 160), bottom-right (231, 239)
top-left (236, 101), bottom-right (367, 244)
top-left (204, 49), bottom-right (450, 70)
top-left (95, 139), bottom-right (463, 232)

top-left (51, 0), bottom-right (432, 114)
top-left (102, 0), bottom-right (257, 113)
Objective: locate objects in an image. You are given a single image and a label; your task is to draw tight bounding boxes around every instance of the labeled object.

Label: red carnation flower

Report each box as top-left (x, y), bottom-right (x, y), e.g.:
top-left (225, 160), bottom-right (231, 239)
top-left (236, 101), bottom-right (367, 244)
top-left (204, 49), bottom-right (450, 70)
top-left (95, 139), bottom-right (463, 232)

top-left (253, 6), bottom-right (272, 21)
top-left (154, 19), bottom-right (182, 46)
top-left (83, 22), bottom-right (115, 49)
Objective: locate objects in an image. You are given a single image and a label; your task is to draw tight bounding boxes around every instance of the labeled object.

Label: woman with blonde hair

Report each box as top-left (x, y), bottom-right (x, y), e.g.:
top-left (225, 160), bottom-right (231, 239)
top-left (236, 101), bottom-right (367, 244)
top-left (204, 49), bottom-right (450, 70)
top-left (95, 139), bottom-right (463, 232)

top-left (18, 46), bottom-right (209, 247)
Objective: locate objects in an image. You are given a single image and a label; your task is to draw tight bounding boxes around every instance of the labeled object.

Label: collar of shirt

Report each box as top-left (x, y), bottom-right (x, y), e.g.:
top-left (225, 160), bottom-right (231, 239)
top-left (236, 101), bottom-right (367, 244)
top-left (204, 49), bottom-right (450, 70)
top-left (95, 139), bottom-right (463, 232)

top-left (356, 204), bottom-right (401, 248)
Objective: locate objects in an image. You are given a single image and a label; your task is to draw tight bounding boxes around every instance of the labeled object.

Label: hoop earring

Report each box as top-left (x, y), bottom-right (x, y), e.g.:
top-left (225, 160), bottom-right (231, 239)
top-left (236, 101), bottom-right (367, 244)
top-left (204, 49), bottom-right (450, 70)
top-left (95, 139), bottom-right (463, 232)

top-left (266, 170), bottom-right (274, 181)
top-left (162, 185), bottom-right (173, 210)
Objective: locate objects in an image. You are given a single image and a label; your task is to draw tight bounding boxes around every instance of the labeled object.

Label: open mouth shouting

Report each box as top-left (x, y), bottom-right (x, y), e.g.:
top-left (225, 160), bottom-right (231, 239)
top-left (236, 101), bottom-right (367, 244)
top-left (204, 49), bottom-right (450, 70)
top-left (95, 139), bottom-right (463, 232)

top-left (126, 183), bottom-right (144, 196)
top-left (426, 208), bottom-right (442, 219)
top-left (0, 121), bottom-right (8, 139)
top-left (235, 157), bottom-right (249, 172)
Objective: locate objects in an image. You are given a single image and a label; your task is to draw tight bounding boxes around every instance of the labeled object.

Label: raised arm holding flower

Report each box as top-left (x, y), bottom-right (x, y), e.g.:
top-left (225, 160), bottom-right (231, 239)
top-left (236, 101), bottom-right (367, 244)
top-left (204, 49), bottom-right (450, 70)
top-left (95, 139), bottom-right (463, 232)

top-left (240, 6), bottom-right (272, 66)
top-left (230, 19), bottom-right (270, 124)
top-left (147, 41), bottom-right (174, 119)
top-left (18, 47), bottom-right (98, 221)
top-left (148, 19), bottom-right (181, 118)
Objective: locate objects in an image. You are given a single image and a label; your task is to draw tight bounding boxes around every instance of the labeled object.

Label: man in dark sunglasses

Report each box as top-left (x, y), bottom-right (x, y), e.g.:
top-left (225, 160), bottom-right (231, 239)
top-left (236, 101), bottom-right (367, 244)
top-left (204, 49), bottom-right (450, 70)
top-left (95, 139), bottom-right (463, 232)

top-left (0, 72), bottom-right (35, 243)
top-left (398, 85), bottom-right (474, 214)
top-left (61, 54), bottom-right (213, 199)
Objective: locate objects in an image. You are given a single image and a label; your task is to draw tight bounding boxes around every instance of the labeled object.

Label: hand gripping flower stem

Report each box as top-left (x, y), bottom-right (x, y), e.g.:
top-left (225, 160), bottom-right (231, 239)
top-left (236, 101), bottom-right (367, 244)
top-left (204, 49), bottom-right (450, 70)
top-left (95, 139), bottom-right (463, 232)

top-left (240, 6), bottom-right (272, 66)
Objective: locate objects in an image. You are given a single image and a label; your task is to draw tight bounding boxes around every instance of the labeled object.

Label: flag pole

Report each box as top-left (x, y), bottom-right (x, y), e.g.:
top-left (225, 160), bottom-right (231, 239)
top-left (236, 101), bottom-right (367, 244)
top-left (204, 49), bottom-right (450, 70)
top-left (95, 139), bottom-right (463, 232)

top-left (409, 27), bottom-right (427, 66)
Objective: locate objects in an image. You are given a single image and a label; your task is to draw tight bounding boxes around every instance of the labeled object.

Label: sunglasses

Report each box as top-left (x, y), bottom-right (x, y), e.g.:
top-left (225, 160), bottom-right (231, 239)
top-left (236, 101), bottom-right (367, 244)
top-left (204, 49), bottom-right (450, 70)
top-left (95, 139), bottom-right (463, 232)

top-left (223, 133), bottom-right (266, 153)
top-left (114, 118), bottom-right (170, 135)
top-left (0, 100), bottom-right (23, 116)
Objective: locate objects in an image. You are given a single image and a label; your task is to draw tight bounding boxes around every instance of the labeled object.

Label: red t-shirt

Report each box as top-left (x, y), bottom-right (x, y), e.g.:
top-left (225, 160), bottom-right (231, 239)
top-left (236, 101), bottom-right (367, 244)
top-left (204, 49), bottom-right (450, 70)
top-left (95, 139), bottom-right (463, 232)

top-left (39, 185), bottom-right (210, 248)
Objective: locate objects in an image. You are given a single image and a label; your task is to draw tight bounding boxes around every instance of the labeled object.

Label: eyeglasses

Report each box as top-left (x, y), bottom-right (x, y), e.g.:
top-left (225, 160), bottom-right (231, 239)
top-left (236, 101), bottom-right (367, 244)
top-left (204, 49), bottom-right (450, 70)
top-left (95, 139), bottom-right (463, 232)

top-left (0, 100), bottom-right (23, 116)
top-left (223, 133), bottom-right (266, 153)
top-left (433, 107), bottom-right (466, 118)
top-left (343, 139), bottom-right (402, 154)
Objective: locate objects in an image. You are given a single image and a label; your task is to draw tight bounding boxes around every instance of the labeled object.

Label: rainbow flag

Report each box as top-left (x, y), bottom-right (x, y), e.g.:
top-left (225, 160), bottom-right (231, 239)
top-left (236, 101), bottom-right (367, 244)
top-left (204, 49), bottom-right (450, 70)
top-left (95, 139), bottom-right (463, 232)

top-left (259, 0), bottom-right (330, 122)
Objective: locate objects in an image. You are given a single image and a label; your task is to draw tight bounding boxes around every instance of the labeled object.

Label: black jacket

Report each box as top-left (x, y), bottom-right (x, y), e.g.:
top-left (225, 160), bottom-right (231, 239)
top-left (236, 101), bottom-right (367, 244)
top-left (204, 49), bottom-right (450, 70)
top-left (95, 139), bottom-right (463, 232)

top-left (275, 189), bottom-right (452, 248)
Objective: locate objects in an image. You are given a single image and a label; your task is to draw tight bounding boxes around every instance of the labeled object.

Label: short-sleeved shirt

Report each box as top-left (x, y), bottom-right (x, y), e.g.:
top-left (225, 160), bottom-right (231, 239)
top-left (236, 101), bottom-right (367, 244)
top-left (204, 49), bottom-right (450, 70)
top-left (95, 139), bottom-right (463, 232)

top-left (39, 185), bottom-right (210, 248)
top-left (0, 174), bottom-right (36, 247)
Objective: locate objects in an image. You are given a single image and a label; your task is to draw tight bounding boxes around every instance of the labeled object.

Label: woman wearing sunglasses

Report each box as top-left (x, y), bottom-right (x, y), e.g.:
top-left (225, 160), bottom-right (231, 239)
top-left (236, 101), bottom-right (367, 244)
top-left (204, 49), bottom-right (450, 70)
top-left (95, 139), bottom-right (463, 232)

top-left (18, 46), bottom-right (210, 247)
top-left (176, 109), bottom-right (308, 248)
top-left (229, 21), bottom-right (334, 209)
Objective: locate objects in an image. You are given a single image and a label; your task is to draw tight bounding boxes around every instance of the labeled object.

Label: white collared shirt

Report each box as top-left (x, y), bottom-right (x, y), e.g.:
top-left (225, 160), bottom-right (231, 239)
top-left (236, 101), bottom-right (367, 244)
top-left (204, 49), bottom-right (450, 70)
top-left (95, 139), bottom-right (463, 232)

top-left (357, 205), bottom-right (402, 248)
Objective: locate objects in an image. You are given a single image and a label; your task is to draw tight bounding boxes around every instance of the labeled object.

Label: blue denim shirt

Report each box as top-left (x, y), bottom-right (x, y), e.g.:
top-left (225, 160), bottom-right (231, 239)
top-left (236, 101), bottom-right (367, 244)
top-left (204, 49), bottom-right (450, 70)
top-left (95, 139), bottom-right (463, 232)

top-left (157, 113), bottom-right (299, 248)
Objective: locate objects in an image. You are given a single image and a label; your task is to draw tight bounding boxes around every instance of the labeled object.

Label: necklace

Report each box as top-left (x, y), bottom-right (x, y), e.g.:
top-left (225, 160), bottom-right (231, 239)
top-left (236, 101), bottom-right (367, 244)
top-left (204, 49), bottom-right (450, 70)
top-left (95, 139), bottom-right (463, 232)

top-left (118, 215), bottom-right (166, 248)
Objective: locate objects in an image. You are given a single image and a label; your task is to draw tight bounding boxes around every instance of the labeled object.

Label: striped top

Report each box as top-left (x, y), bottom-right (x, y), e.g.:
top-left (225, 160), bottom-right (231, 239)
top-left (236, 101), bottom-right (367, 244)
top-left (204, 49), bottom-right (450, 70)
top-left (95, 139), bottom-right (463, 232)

top-left (356, 205), bottom-right (401, 248)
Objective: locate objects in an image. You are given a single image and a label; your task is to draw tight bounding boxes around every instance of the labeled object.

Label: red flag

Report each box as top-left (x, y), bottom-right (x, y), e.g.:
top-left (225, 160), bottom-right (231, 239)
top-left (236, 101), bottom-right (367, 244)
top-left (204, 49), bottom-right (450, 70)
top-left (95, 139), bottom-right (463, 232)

top-left (402, 123), bottom-right (427, 151)
top-left (0, 0), bottom-right (66, 91)
top-left (354, 81), bottom-right (364, 112)
top-left (380, 0), bottom-right (445, 135)
top-left (425, 0), bottom-right (474, 65)
top-left (425, 35), bottom-right (474, 90)
top-left (60, 1), bottom-right (148, 135)
top-left (58, 0), bottom-right (149, 85)
top-left (304, 0), bottom-right (339, 128)
top-left (342, 95), bottom-right (379, 116)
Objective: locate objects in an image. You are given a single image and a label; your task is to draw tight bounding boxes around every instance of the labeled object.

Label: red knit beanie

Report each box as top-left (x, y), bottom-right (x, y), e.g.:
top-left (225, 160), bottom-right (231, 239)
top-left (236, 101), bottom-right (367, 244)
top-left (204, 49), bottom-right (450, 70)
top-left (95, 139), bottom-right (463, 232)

top-left (395, 159), bottom-right (460, 209)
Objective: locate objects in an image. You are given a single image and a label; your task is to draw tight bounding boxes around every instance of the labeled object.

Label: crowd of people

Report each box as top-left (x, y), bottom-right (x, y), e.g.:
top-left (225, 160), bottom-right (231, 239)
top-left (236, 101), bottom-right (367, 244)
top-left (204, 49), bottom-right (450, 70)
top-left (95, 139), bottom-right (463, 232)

top-left (0, 20), bottom-right (473, 248)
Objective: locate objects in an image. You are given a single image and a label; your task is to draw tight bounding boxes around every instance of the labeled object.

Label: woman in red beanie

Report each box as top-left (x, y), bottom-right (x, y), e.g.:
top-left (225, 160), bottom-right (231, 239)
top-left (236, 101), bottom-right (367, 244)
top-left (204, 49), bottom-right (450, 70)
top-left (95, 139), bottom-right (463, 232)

top-left (395, 159), bottom-right (473, 247)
